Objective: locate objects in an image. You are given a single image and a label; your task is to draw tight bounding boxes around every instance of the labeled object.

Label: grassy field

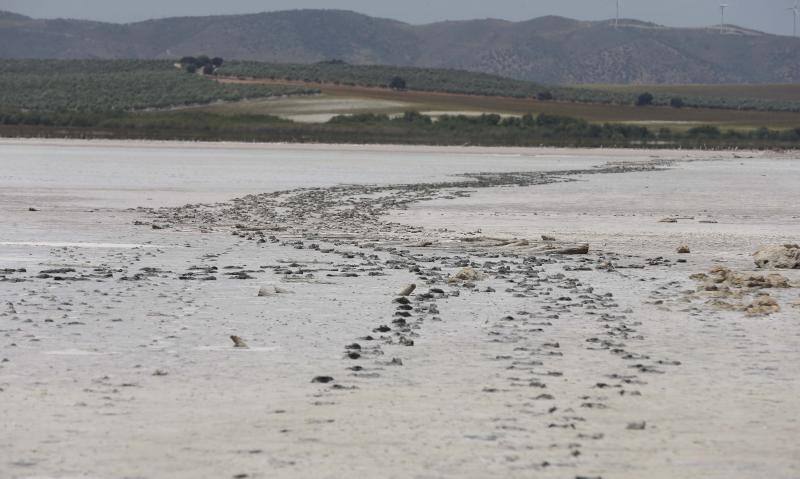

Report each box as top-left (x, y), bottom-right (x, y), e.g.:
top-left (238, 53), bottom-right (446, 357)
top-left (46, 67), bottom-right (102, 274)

top-left (208, 78), bottom-right (800, 130)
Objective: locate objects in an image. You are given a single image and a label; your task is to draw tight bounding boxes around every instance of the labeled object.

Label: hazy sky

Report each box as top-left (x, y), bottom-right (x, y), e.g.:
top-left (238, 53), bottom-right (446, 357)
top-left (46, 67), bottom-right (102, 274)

top-left (1, 0), bottom-right (798, 36)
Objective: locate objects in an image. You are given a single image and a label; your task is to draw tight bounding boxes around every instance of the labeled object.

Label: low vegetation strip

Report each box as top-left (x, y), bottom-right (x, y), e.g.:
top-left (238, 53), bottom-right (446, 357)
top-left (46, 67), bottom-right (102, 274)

top-left (1, 108), bottom-right (799, 150)
top-left (328, 111), bottom-right (800, 146)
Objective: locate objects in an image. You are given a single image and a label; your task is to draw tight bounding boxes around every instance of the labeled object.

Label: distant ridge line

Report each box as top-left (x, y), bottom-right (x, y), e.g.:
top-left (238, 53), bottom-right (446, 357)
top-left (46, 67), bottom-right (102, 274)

top-left (1, 9), bottom-right (799, 84)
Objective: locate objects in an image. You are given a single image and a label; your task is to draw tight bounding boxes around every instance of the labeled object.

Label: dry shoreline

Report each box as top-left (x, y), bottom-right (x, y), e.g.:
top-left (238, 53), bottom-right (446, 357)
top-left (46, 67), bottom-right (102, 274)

top-left (1, 142), bottom-right (798, 479)
top-left (0, 136), bottom-right (796, 159)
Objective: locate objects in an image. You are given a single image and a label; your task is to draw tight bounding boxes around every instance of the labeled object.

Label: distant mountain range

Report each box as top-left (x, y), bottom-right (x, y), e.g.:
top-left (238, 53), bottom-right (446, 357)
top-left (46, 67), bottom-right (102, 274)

top-left (2, 9), bottom-right (800, 84)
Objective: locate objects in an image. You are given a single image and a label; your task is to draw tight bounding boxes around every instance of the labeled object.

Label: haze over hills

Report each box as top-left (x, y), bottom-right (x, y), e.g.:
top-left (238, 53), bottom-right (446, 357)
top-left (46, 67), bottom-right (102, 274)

top-left (2, 8), bottom-right (800, 85)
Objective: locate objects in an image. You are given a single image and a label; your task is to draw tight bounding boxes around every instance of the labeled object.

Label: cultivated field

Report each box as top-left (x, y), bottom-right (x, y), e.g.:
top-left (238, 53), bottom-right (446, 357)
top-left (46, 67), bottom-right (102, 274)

top-left (212, 78), bottom-right (800, 130)
top-left (586, 84), bottom-right (800, 103)
top-left (3, 60), bottom-right (800, 147)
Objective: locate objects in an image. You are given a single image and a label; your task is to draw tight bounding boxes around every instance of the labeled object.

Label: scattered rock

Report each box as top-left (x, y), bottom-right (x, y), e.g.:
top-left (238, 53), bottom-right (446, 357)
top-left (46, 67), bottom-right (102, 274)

top-left (41, 268), bottom-right (76, 274)
top-left (230, 335), bottom-right (249, 348)
top-left (28, 207), bottom-right (39, 212)
top-left (258, 285), bottom-right (292, 297)
top-left (227, 271), bottom-right (255, 280)
top-left (311, 376), bottom-right (334, 384)
top-left (541, 235), bottom-right (557, 242)
top-left (677, 245), bottom-right (690, 254)
top-left (449, 267), bottom-right (482, 283)
top-left (627, 421), bottom-right (647, 430)
top-left (753, 244), bottom-right (800, 269)
top-left (659, 217), bottom-right (678, 223)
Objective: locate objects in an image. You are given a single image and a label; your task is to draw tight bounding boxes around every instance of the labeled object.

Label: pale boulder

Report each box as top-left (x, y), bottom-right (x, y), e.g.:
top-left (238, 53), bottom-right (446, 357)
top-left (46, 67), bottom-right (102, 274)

top-left (753, 244), bottom-right (800, 269)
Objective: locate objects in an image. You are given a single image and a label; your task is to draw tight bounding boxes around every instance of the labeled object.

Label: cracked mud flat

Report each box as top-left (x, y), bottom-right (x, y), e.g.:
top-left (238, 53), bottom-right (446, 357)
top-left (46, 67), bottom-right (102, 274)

top-left (1, 140), bottom-right (799, 479)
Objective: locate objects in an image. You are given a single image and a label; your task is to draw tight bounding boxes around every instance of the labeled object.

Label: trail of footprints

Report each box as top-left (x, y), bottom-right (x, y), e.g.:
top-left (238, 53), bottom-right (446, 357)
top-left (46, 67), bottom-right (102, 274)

top-left (293, 240), bottom-right (682, 476)
top-left (140, 164), bottom-right (681, 476)
top-left (2, 163), bottom-right (681, 477)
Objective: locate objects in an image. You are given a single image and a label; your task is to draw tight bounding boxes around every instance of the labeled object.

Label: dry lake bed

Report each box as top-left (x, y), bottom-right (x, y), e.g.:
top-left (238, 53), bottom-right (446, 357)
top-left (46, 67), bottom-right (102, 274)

top-left (1, 139), bottom-right (799, 479)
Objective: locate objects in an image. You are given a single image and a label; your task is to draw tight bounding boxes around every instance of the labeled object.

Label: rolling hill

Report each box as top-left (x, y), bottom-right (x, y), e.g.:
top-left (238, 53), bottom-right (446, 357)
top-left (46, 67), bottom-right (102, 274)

top-left (2, 9), bottom-right (800, 84)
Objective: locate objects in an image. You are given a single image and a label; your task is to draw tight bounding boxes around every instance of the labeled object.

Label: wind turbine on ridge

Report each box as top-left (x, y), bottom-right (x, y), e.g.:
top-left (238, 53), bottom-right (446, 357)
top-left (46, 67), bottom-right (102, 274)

top-left (788, 0), bottom-right (799, 37)
top-left (719, 3), bottom-right (729, 34)
top-left (615, 0), bottom-right (620, 29)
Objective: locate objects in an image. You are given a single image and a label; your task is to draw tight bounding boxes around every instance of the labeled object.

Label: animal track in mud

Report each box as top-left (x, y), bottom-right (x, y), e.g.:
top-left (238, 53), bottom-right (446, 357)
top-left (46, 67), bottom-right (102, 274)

top-left (130, 162), bottom-right (681, 474)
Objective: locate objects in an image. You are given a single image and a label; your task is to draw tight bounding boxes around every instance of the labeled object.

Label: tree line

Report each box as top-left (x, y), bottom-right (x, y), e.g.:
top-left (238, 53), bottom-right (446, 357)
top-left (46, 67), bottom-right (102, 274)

top-left (3, 108), bottom-right (800, 149)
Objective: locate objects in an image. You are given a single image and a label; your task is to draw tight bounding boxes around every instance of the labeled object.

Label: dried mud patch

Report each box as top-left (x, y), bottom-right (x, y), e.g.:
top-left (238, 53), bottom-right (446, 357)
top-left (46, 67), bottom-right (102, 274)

top-left (684, 266), bottom-right (798, 316)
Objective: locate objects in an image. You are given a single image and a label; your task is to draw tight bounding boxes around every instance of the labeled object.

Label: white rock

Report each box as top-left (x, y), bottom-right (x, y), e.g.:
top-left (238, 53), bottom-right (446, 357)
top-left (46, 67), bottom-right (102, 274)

top-left (753, 244), bottom-right (800, 269)
top-left (397, 284), bottom-right (416, 296)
